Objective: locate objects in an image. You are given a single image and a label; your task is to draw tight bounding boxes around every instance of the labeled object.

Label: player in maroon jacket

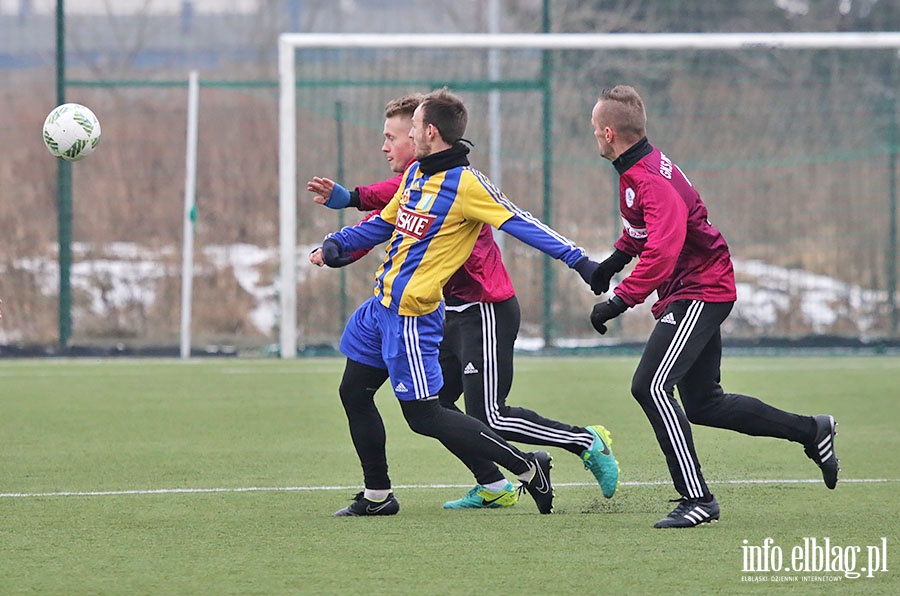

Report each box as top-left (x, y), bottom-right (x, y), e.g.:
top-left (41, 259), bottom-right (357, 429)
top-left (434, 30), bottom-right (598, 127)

top-left (588, 85), bottom-right (840, 528)
top-left (309, 94), bottom-right (620, 511)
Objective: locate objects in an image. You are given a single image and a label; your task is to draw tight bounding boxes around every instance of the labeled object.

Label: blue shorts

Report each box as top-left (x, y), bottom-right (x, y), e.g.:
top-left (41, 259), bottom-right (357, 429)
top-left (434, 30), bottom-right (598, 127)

top-left (340, 296), bottom-right (445, 401)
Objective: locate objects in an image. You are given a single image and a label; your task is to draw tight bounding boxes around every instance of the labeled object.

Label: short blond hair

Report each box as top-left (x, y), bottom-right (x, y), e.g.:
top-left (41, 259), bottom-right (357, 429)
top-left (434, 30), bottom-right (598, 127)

top-left (598, 85), bottom-right (647, 141)
top-left (384, 94), bottom-right (423, 119)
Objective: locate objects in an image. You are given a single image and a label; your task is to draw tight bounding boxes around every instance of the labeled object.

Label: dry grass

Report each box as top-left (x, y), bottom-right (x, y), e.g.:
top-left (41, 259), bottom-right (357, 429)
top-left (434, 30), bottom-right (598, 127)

top-left (1, 49), bottom-right (896, 346)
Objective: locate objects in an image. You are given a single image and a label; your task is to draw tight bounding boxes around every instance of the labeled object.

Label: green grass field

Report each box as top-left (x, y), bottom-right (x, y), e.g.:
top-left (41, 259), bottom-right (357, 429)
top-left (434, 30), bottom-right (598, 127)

top-left (1, 356), bottom-right (897, 594)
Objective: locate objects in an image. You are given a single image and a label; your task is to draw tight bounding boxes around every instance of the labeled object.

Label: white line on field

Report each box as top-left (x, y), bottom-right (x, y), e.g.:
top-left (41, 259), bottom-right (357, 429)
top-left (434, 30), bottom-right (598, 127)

top-left (0, 478), bottom-right (895, 499)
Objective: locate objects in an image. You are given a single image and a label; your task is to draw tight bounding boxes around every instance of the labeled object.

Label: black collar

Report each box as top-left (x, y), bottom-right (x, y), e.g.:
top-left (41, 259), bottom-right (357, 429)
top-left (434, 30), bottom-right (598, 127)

top-left (418, 142), bottom-right (471, 175)
top-left (612, 137), bottom-right (652, 175)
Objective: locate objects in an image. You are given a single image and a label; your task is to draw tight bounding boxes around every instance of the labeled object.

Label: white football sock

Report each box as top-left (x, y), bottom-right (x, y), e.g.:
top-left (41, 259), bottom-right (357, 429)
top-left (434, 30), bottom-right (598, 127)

top-left (364, 489), bottom-right (391, 502)
top-left (484, 479), bottom-right (509, 492)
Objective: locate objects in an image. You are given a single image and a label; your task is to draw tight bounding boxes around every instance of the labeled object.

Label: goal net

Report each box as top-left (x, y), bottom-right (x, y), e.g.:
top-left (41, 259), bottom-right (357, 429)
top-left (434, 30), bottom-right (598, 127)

top-left (278, 32), bottom-right (900, 357)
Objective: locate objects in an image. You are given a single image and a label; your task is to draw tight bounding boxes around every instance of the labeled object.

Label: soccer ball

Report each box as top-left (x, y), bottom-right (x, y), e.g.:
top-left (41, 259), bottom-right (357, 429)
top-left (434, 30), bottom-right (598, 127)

top-left (42, 103), bottom-right (101, 161)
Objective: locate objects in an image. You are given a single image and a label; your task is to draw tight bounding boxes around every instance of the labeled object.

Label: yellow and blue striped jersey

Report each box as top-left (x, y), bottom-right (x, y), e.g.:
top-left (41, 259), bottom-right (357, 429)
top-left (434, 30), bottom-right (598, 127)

top-left (331, 162), bottom-right (587, 316)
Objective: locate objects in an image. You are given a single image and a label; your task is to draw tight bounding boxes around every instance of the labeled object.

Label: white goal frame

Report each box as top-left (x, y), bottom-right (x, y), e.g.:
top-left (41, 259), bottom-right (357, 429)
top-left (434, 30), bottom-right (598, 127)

top-left (277, 31), bottom-right (900, 358)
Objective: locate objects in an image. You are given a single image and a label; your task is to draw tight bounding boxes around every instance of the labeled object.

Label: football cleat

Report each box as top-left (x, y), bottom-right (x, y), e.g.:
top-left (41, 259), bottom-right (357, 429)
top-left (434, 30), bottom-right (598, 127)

top-left (333, 491), bottom-right (400, 517)
top-left (653, 496), bottom-right (720, 529)
top-left (805, 414), bottom-right (839, 489)
top-left (519, 451), bottom-right (554, 514)
top-left (443, 482), bottom-right (518, 509)
top-left (582, 425), bottom-right (620, 498)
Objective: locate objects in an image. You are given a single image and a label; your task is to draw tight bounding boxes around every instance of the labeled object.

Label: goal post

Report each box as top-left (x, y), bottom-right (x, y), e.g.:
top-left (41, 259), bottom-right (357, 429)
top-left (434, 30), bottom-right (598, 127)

top-left (278, 32), bottom-right (900, 358)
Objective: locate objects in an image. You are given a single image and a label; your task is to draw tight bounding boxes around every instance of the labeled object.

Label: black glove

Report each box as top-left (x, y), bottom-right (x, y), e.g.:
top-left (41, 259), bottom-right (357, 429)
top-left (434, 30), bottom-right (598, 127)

top-left (589, 249), bottom-right (633, 295)
top-left (573, 257), bottom-right (600, 286)
top-left (590, 294), bottom-right (628, 335)
top-left (321, 237), bottom-right (354, 268)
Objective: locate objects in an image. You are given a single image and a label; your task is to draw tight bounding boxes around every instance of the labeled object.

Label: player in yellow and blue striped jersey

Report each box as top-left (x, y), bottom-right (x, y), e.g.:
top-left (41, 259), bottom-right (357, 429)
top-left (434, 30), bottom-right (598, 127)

top-left (321, 88), bottom-right (601, 517)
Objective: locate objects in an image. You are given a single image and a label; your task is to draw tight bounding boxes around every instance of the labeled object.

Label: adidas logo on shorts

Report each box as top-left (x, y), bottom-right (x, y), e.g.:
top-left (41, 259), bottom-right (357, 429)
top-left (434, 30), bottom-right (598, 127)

top-left (660, 313), bottom-right (677, 325)
top-left (463, 362), bottom-right (479, 375)
top-left (394, 382), bottom-right (409, 393)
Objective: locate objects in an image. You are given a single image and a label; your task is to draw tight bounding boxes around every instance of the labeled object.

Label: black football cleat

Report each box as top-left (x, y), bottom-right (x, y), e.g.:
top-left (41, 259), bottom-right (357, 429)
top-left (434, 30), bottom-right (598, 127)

top-left (519, 450), bottom-right (554, 514)
top-left (805, 414), bottom-right (839, 489)
top-left (653, 496), bottom-right (720, 529)
top-left (333, 491), bottom-right (400, 517)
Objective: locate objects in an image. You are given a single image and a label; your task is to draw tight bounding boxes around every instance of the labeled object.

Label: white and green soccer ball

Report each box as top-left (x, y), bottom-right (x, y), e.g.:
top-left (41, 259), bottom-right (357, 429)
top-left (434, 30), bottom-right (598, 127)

top-left (42, 103), bottom-right (101, 161)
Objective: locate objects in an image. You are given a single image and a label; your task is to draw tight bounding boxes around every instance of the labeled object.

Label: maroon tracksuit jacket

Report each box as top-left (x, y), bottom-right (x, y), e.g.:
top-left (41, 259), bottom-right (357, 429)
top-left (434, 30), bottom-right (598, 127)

top-left (611, 138), bottom-right (737, 318)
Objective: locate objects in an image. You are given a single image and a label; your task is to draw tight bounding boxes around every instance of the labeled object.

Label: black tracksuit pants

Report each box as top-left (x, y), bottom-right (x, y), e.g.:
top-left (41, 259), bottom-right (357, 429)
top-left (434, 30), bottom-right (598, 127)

top-left (337, 358), bottom-right (533, 491)
top-left (632, 299), bottom-right (817, 500)
top-left (439, 296), bottom-right (595, 456)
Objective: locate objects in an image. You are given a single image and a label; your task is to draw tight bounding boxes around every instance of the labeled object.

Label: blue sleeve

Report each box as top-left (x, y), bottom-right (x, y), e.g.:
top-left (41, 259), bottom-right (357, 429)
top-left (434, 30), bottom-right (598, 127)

top-left (329, 213), bottom-right (395, 253)
top-left (499, 211), bottom-right (588, 268)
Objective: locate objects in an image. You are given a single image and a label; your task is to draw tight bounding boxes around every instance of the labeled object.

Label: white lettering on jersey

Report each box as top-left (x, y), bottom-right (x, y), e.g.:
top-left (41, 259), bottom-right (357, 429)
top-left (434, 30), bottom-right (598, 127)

top-left (396, 205), bottom-right (436, 240)
top-left (622, 216), bottom-right (647, 239)
top-left (659, 153), bottom-right (673, 179)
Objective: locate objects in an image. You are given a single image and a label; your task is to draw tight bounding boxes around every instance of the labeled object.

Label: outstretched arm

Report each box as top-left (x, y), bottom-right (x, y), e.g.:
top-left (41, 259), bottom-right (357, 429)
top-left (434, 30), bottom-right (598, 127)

top-left (499, 212), bottom-right (587, 266)
top-left (322, 210), bottom-right (395, 264)
top-left (306, 170), bottom-right (407, 212)
top-left (458, 174), bottom-right (600, 286)
top-left (498, 212), bottom-right (600, 285)
top-left (306, 176), bottom-right (358, 210)
top-left (310, 210), bottom-right (385, 268)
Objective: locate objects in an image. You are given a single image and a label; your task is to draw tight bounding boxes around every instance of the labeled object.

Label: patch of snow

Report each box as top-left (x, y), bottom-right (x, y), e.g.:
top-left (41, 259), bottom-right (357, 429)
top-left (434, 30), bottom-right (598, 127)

top-left (3, 245), bottom-right (889, 341)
